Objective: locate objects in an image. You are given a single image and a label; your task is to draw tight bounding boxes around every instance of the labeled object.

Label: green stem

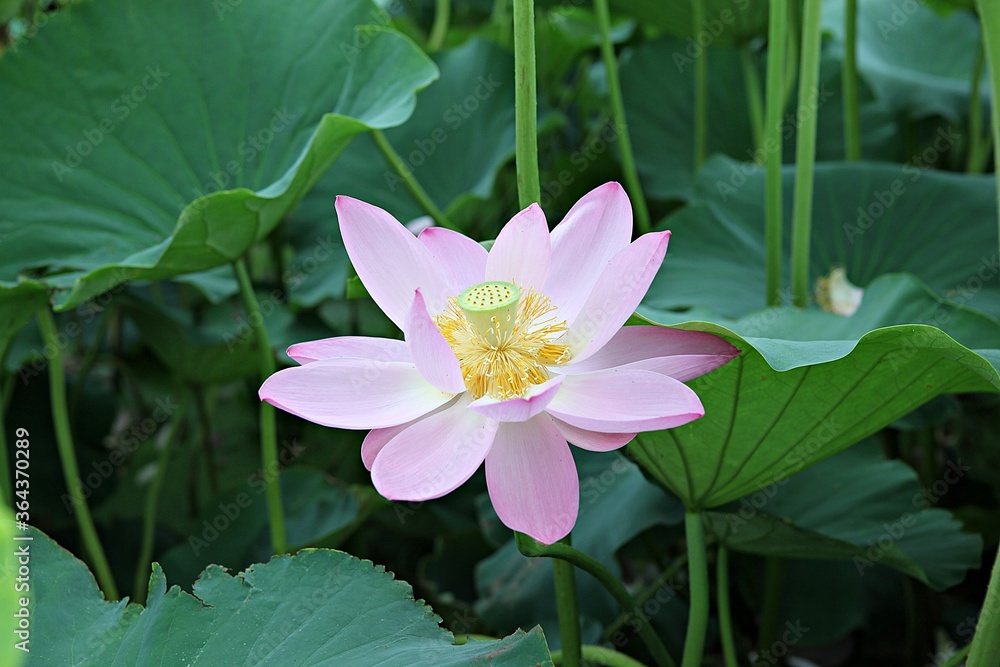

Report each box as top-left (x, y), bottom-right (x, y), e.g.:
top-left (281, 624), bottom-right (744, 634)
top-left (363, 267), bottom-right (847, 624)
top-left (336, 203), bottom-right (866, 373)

top-left (842, 0), bottom-right (861, 161)
top-left (516, 533), bottom-right (676, 667)
top-left (371, 130), bottom-right (458, 230)
top-left (943, 643), bottom-right (972, 667)
top-left (717, 548), bottom-right (738, 667)
top-left (605, 552), bottom-right (689, 639)
top-left (681, 512), bottom-right (709, 667)
top-left (428, 0), bottom-right (450, 50)
top-left (552, 536), bottom-right (582, 667)
top-left (133, 399), bottom-right (186, 603)
top-left (38, 307), bottom-right (118, 600)
top-left (233, 259), bottom-right (287, 555)
top-left (551, 645), bottom-right (651, 667)
top-left (742, 47), bottom-right (765, 155)
top-left (789, 0), bottom-right (823, 307)
top-left (968, 39), bottom-right (989, 174)
top-left (512, 0), bottom-right (540, 207)
top-left (979, 0), bottom-right (1000, 338)
top-left (764, 0), bottom-right (787, 307)
top-left (594, 0), bottom-right (650, 233)
top-left (692, 0), bottom-right (708, 170)
top-left (756, 557), bottom-right (784, 654)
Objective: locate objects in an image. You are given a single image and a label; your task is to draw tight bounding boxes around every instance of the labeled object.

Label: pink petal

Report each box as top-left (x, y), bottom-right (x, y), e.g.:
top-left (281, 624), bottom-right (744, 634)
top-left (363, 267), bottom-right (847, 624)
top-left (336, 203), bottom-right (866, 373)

top-left (361, 401), bottom-right (454, 470)
top-left (485, 203), bottom-right (550, 292)
top-left (549, 416), bottom-right (636, 452)
top-left (371, 396), bottom-right (499, 501)
top-left (337, 196), bottom-right (449, 329)
top-left (468, 375), bottom-right (564, 422)
top-left (286, 336), bottom-right (411, 365)
top-left (562, 326), bottom-right (739, 381)
top-left (565, 231), bottom-right (671, 363)
top-left (545, 368), bottom-right (703, 433)
top-left (486, 416), bottom-right (579, 545)
top-left (406, 290), bottom-right (465, 393)
top-left (418, 226), bottom-right (487, 295)
top-left (259, 358), bottom-right (451, 429)
top-left (544, 182), bottom-right (633, 323)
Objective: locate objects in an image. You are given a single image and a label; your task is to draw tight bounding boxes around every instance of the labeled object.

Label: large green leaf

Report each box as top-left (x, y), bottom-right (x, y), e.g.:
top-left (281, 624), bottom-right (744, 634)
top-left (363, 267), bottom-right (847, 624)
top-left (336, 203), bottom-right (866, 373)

top-left (706, 440), bottom-right (981, 590)
top-left (647, 156), bottom-right (1000, 318)
top-left (29, 527), bottom-right (552, 666)
top-left (285, 37), bottom-right (518, 306)
top-left (822, 0), bottom-right (984, 121)
top-left (0, 0), bottom-right (437, 311)
top-left (631, 274), bottom-right (1000, 509)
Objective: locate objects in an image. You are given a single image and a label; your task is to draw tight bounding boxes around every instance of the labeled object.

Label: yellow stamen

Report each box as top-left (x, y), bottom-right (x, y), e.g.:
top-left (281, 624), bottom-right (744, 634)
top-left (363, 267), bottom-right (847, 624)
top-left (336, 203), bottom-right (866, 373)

top-left (436, 283), bottom-right (571, 400)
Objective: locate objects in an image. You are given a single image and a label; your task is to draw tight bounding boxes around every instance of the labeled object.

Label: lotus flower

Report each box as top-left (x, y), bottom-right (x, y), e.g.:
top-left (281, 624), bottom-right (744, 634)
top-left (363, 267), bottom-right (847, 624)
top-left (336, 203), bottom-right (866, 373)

top-left (260, 183), bottom-right (738, 544)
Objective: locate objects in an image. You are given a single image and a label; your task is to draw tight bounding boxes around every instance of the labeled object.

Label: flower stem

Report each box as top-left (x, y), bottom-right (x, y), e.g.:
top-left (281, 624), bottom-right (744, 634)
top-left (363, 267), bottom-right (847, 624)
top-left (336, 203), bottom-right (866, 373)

top-left (593, 0), bottom-right (650, 233)
top-left (604, 551), bottom-right (688, 639)
top-left (512, 0), bottom-right (541, 207)
top-left (233, 258), bottom-right (287, 555)
top-left (371, 129), bottom-right (459, 230)
top-left (842, 0), bottom-right (861, 161)
top-left (756, 557), bottom-right (784, 654)
top-left (38, 306), bottom-right (118, 600)
top-left (716, 547), bottom-right (738, 667)
top-left (551, 645), bottom-right (651, 667)
top-left (133, 398), bottom-right (185, 603)
top-left (764, 0), bottom-right (787, 307)
top-left (742, 47), bottom-right (765, 156)
top-left (553, 536), bottom-right (582, 667)
top-left (968, 39), bottom-right (990, 174)
top-left (516, 532), bottom-right (677, 667)
top-left (978, 0), bottom-right (1000, 323)
top-left (692, 0), bottom-right (707, 170)
top-left (789, 0), bottom-right (824, 308)
top-left (681, 512), bottom-right (709, 667)
top-left (428, 0), bottom-right (450, 50)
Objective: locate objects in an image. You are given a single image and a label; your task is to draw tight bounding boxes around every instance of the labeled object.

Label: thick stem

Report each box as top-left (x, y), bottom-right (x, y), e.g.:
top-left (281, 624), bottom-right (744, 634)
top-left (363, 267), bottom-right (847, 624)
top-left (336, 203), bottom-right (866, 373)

top-left (428, 0), bottom-right (450, 50)
top-left (692, 0), bottom-right (708, 170)
top-left (38, 307), bottom-right (119, 599)
top-left (233, 259), bottom-right (287, 554)
top-left (516, 533), bottom-right (677, 667)
top-left (764, 0), bottom-right (788, 307)
top-left (717, 548), bottom-right (738, 667)
top-left (551, 645), bottom-right (651, 667)
top-left (756, 557), bottom-right (784, 654)
top-left (742, 47), bottom-right (765, 154)
top-left (512, 0), bottom-right (541, 207)
top-left (371, 130), bottom-right (458, 230)
top-left (552, 536), bottom-right (582, 667)
top-left (789, 0), bottom-right (823, 307)
top-left (133, 399), bottom-right (186, 603)
top-left (842, 0), bottom-right (861, 161)
top-left (979, 0), bottom-right (1000, 343)
top-left (594, 0), bottom-right (651, 233)
top-left (968, 39), bottom-right (989, 174)
top-left (681, 512), bottom-right (710, 667)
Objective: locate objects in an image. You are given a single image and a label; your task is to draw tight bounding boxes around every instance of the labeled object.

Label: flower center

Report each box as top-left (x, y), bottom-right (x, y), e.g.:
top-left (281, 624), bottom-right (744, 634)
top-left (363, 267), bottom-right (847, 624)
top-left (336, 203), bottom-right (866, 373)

top-left (436, 281), bottom-right (571, 400)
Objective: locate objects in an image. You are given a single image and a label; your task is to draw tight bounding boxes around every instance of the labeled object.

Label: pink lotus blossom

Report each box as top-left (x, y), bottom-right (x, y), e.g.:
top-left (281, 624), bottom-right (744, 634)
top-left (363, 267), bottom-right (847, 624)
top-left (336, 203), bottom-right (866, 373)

top-left (259, 183), bottom-right (738, 544)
